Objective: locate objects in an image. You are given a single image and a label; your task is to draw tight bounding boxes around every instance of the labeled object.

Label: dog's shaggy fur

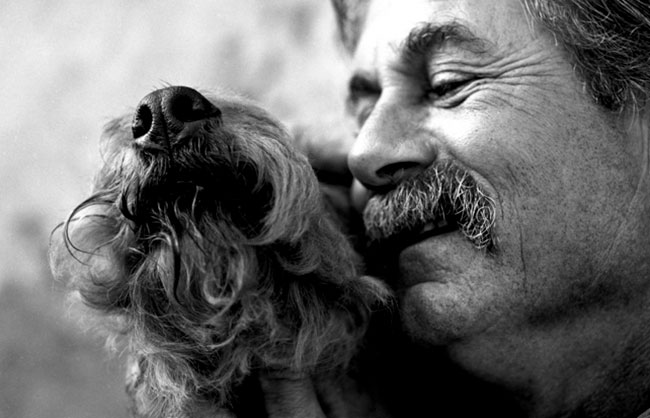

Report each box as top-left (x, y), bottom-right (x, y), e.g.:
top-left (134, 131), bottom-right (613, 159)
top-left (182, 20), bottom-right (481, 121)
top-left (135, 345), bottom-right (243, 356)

top-left (49, 86), bottom-right (389, 417)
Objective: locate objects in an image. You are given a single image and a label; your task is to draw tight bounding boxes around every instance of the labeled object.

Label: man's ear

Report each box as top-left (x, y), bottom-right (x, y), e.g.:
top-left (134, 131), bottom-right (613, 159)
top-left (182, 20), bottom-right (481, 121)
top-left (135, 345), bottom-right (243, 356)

top-left (615, 106), bottom-right (650, 225)
top-left (639, 106), bottom-right (650, 176)
top-left (627, 106), bottom-right (650, 179)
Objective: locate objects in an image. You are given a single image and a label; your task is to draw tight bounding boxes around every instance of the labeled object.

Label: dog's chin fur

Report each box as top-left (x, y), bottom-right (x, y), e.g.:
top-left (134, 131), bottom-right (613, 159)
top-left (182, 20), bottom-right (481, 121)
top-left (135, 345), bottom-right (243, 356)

top-left (49, 92), bottom-right (391, 418)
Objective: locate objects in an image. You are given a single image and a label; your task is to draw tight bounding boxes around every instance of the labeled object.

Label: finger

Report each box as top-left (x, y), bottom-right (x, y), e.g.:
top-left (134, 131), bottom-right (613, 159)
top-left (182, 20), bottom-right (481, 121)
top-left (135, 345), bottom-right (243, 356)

top-left (260, 375), bottom-right (326, 418)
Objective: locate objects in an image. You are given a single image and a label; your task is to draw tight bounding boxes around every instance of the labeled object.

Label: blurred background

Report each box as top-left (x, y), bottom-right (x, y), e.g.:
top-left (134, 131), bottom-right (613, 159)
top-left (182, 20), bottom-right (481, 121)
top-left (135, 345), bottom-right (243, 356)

top-left (0, 1), bottom-right (350, 417)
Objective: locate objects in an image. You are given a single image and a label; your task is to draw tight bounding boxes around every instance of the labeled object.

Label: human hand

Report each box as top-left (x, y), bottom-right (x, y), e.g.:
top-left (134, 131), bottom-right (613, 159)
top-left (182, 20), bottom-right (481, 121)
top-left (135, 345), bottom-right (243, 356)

top-left (260, 374), bottom-right (326, 418)
top-left (260, 372), bottom-right (392, 418)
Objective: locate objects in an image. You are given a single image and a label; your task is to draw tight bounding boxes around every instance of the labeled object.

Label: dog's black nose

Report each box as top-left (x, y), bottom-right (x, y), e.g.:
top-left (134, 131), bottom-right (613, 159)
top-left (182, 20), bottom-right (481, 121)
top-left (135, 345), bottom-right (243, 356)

top-left (132, 86), bottom-right (221, 143)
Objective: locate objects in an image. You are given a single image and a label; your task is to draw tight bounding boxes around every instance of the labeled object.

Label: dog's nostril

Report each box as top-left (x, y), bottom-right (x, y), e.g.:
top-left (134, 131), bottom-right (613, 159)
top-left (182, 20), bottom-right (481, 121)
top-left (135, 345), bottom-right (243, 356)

top-left (132, 104), bottom-right (153, 139)
top-left (169, 91), bottom-right (221, 123)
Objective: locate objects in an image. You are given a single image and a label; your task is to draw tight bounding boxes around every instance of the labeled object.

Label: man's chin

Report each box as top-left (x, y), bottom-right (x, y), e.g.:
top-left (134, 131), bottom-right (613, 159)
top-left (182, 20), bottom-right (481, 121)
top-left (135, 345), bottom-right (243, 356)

top-left (398, 282), bottom-right (481, 345)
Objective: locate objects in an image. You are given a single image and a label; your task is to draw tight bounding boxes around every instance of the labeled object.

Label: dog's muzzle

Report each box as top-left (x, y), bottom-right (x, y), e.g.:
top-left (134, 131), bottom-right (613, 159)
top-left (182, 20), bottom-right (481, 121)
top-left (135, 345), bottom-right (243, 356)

top-left (131, 86), bottom-right (222, 149)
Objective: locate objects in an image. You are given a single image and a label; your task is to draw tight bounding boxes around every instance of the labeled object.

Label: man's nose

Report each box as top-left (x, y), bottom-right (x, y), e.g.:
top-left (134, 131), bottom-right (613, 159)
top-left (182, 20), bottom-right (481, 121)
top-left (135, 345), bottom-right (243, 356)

top-left (348, 101), bottom-right (437, 193)
top-left (131, 86), bottom-right (222, 146)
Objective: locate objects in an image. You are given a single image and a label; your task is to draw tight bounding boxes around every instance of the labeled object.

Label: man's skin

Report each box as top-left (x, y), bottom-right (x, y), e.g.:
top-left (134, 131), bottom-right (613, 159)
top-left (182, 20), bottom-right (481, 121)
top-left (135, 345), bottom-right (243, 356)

top-left (266, 0), bottom-right (650, 416)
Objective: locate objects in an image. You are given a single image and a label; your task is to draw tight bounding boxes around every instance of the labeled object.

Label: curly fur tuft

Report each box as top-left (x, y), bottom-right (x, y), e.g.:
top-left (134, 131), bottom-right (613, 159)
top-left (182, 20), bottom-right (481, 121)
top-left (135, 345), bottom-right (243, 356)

top-left (49, 88), bottom-right (390, 417)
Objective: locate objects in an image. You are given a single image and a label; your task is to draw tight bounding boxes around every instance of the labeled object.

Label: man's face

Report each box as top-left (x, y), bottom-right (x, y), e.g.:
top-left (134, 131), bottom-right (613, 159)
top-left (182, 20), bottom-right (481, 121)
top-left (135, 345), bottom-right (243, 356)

top-left (347, 0), bottom-right (648, 369)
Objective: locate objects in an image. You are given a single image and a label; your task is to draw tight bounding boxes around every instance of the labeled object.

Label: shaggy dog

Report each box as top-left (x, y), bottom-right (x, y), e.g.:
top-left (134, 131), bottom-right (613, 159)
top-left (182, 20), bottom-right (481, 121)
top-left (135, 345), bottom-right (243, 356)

top-left (49, 86), bottom-right (390, 417)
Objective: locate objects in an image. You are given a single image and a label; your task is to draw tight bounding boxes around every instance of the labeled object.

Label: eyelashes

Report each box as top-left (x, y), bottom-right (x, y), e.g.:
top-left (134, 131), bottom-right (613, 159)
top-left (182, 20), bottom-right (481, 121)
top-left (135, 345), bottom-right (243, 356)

top-left (428, 78), bottom-right (471, 100)
top-left (425, 73), bottom-right (477, 106)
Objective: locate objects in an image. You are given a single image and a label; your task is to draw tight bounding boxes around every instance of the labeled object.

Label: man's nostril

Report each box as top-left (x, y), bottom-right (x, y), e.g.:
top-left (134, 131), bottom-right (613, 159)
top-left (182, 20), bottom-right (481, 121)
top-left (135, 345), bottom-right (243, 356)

top-left (376, 161), bottom-right (424, 184)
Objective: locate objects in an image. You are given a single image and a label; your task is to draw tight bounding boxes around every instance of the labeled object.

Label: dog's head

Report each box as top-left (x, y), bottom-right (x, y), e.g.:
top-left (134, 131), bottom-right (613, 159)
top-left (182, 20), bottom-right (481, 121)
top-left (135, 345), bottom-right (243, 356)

top-left (50, 86), bottom-right (389, 417)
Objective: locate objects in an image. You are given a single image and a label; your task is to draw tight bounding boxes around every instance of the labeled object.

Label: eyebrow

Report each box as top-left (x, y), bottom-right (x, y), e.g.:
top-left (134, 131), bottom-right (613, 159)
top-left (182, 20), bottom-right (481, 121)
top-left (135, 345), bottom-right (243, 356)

top-left (346, 22), bottom-right (493, 103)
top-left (399, 21), bottom-right (493, 64)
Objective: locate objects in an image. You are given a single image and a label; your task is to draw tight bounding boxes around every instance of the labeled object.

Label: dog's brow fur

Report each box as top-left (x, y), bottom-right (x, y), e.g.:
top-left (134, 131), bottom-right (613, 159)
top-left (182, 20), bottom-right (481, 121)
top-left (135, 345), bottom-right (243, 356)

top-left (49, 89), bottom-right (391, 417)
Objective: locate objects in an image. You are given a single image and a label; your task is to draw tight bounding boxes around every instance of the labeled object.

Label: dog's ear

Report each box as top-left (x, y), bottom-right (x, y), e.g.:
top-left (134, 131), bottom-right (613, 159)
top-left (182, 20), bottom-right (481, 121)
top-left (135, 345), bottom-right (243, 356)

top-left (49, 205), bottom-right (133, 313)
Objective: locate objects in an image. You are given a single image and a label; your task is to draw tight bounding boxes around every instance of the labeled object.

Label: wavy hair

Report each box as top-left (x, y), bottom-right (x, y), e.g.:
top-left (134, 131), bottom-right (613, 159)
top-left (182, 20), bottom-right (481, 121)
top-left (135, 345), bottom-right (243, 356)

top-left (523, 0), bottom-right (650, 112)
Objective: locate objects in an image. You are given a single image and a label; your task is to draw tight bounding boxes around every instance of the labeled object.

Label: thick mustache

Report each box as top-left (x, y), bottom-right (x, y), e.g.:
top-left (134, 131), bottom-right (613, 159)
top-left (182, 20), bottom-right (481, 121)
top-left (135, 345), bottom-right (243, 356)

top-left (363, 160), bottom-right (496, 251)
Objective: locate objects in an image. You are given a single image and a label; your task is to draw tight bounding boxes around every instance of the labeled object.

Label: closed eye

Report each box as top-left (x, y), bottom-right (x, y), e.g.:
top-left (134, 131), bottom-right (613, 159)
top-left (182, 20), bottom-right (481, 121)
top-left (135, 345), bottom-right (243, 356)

top-left (426, 76), bottom-right (476, 106)
top-left (430, 79), bottom-right (467, 98)
top-left (347, 73), bottom-right (381, 126)
top-left (348, 73), bottom-right (381, 101)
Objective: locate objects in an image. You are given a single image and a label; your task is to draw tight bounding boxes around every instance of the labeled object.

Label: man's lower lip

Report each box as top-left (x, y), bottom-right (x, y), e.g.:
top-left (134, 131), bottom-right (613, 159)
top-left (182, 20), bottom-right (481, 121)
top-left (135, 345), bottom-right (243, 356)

top-left (395, 229), bottom-right (467, 289)
top-left (365, 224), bottom-right (460, 277)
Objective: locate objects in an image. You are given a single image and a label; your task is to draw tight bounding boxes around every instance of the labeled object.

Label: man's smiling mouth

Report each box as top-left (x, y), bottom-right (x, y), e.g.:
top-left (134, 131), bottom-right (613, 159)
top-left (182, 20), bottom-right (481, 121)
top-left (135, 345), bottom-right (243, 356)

top-left (416, 216), bottom-right (459, 241)
top-left (362, 160), bottom-right (497, 256)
